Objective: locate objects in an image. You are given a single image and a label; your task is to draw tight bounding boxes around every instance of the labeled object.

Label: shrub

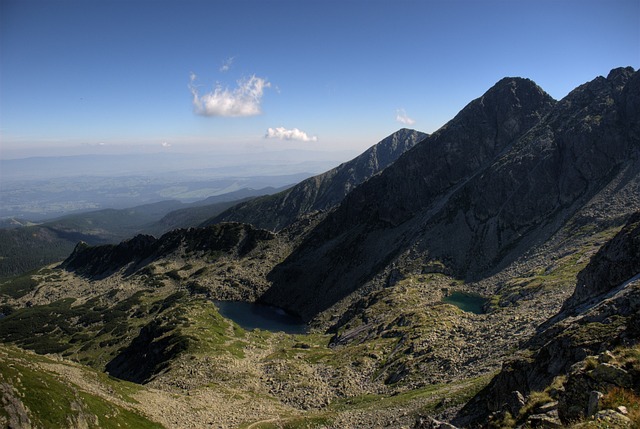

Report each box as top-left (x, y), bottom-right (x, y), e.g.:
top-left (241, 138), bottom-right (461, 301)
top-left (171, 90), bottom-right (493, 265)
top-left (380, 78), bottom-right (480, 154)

top-left (601, 387), bottom-right (640, 429)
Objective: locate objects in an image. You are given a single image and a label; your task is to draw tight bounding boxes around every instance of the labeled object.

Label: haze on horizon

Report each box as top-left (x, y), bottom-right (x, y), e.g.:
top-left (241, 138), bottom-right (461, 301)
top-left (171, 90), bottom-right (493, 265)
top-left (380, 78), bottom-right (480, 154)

top-left (1, 0), bottom-right (638, 162)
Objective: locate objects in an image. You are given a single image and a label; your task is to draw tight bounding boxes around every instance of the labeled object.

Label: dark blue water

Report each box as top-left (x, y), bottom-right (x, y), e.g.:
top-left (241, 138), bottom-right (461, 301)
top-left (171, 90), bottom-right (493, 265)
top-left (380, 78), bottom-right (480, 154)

top-left (442, 291), bottom-right (487, 314)
top-left (214, 301), bottom-right (308, 334)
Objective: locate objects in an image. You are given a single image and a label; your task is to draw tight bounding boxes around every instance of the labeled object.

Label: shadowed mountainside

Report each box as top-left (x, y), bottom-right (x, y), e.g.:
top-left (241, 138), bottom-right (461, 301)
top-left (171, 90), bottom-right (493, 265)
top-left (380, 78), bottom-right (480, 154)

top-left (61, 222), bottom-right (275, 280)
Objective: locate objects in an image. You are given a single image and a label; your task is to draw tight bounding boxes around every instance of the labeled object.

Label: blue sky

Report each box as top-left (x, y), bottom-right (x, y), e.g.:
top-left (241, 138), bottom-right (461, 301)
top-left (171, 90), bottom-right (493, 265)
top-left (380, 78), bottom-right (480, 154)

top-left (1, 0), bottom-right (638, 159)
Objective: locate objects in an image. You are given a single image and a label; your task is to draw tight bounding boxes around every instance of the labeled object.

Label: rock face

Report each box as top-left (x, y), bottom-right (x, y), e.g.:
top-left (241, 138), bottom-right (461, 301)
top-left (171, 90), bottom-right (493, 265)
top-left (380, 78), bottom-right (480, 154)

top-left (210, 128), bottom-right (427, 231)
top-left (563, 212), bottom-right (640, 312)
top-left (262, 67), bottom-right (640, 320)
top-left (455, 210), bottom-right (640, 426)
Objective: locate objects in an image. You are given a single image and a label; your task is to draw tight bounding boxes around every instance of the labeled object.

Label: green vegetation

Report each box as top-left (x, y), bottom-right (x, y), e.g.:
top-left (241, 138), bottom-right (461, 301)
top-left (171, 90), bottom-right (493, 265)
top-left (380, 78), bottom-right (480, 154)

top-left (177, 299), bottom-right (250, 358)
top-left (0, 271), bottom-right (39, 298)
top-left (240, 415), bottom-right (334, 429)
top-left (601, 387), bottom-right (640, 429)
top-left (0, 226), bottom-right (77, 279)
top-left (0, 288), bottom-right (194, 370)
top-left (517, 390), bottom-right (553, 420)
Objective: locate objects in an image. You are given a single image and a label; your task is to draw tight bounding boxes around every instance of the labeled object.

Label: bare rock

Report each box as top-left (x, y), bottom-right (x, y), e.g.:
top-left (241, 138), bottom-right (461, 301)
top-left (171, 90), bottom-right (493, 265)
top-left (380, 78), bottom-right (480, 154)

top-left (593, 409), bottom-right (631, 427)
top-left (527, 411), bottom-right (563, 428)
top-left (591, 363), bottom-right (633, 388)
top-left (563, 212), bottom-right (640, 312)
top-left (0, 382), bottom-right (32, 429)
top-left (506, 390), bottom-right (526, 416)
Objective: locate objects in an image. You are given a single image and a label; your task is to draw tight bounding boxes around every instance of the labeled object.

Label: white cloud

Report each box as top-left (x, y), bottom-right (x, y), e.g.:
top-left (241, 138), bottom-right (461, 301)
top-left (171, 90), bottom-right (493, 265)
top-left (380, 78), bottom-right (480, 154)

top-left (265, 127), bottom-right (318, 142)
top-left (219, 57), bottom-right (234, 73)
top-left (396, 108), bottom-right (416, 125)
top-left (189, 73), bottom-right (271, 117)
top-left (161, 142), bottom-right (171, 147)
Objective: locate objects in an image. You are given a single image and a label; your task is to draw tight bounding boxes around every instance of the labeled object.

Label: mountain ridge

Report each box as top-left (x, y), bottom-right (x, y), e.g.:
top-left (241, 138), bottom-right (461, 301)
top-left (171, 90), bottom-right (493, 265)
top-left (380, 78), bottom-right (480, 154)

top-left (260, 75), bottom-right (559, 319)
top-left (210, 128), bottom-right (428, 231)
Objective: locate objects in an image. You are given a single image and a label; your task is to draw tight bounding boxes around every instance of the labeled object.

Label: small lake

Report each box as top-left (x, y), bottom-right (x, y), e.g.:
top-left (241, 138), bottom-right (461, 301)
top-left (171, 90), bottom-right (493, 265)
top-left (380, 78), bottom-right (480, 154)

top-left (214, 301), bottom-right (308, 334)
top-left (442, 291), bottom-right (487, 314)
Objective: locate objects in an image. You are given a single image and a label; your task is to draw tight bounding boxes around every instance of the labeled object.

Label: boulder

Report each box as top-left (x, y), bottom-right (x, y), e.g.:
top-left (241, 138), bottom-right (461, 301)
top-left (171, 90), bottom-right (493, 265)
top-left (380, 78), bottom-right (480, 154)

top-left (587, 390), bottom-right (603, 416)
top-left (590, 363), bottom-right (633, 388)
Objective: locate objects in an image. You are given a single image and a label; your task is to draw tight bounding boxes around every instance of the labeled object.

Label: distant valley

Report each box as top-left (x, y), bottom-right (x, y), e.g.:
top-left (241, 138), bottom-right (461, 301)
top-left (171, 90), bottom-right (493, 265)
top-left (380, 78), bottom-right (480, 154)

top-left (0, 153), bottom-right (344, 221)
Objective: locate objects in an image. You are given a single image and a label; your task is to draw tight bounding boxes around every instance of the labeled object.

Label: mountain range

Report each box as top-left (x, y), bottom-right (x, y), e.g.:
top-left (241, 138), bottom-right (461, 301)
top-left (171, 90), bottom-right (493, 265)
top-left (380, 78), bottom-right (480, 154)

top-left (0, 67), bottom-right (638, 429)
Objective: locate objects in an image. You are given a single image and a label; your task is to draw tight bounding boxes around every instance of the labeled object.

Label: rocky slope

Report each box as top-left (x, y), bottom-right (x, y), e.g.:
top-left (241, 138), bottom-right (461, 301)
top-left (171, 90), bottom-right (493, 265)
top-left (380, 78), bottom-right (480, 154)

top-left (210, 128), bottom-right (427, 231)
top-left (562, 211), bottom-right (640, 313)
top-left (262, 67), bottom-right (640, 321)
top-left (456, 211), bottom-right (640, 427)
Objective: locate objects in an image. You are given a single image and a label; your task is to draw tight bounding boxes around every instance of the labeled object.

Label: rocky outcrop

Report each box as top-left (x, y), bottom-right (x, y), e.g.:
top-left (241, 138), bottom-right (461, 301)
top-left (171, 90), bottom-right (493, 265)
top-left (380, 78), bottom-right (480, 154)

top-left (0, 382), bottom-right (32, 429)
top-left (455, 210), bottom-right (640, 426)
top-left (210, 128), bottom-right (427, 231)
top-left (414, 416), bottom-right (459, 429)
top-left (558, 354), bottom-right (635, 422)
top-left (563, 211), bottom-right (640, 312)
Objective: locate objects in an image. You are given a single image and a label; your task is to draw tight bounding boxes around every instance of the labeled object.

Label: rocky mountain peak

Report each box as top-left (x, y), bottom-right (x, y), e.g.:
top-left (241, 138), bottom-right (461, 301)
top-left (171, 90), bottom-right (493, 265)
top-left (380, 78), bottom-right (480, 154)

top-left (607, 66), bottom-right (636, 88)
top-left (437, 76), bottom-right (555, 142)
top-left (482, 76), bottom-right (551, 104)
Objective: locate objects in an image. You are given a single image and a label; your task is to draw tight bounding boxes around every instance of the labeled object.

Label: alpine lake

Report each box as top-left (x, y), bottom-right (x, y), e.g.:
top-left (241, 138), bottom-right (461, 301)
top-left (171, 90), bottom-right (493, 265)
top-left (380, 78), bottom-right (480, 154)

top-left (441, 291), bottom-right (488, 314)
top-left (214, 301), bottom-right (308, 334)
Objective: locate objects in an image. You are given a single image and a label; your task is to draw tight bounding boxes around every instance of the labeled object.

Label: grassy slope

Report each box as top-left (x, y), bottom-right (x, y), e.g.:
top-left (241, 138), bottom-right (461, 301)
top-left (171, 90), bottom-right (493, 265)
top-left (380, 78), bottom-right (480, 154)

top-left (0, 344), bottom-right (163, 429)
